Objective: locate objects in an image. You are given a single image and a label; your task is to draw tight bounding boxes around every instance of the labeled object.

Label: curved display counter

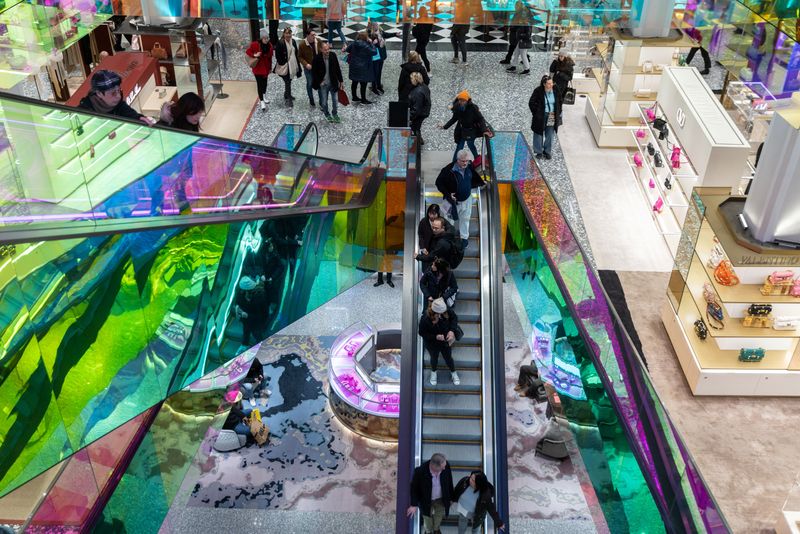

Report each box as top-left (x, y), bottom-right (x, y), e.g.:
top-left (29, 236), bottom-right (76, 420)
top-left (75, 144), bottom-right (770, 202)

top-left (328, 322), bottom-right (400, 441)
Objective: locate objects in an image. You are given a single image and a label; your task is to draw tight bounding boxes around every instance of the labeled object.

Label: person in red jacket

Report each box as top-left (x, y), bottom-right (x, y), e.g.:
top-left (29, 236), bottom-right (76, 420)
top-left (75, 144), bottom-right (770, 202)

top-left (246, 28), bottom-right (274, 111)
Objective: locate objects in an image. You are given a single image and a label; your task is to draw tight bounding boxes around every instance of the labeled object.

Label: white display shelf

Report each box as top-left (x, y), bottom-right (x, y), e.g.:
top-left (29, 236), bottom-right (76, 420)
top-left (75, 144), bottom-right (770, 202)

top-left (627, 156), bottom-right (681, 257)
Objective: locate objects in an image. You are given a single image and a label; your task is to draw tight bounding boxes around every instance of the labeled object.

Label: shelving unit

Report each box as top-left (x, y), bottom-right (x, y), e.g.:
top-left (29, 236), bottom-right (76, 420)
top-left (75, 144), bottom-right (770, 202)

top-left (662, 191), bottom-right (800, 396)
top-left (723, 81), bottom-right (776, 149)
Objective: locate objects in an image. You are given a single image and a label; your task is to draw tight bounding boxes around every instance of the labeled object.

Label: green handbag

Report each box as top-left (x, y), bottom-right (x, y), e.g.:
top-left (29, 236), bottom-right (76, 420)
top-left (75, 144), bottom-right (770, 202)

top-left (738, 348), bottom-right (765, 362)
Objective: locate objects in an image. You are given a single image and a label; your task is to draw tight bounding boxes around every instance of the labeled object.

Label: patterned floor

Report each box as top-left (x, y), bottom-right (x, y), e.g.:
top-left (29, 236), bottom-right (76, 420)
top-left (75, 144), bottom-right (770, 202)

top-left (185, 335), bottom-right (398, 513)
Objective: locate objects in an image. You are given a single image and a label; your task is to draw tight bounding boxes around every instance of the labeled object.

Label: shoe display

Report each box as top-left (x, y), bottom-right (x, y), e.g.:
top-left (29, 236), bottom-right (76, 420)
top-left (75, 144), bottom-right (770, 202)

top-left (430, 371), bottom-right (437, 386)
top-left (451, 371), bottom-right (460, 385)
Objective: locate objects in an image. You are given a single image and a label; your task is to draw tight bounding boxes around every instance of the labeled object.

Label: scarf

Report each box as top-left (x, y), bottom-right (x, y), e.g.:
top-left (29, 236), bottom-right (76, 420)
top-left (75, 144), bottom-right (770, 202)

top-left (89, 93), bottom-right (117, 114)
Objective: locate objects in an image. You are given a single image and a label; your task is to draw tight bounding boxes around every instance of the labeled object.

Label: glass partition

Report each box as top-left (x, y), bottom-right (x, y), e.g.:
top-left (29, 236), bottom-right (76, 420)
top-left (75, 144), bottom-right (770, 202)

top-left (490, 131), bottom-right (728, 532)
top-left (271, 123), bottom-right (304, 150)
top-left (0, 95), bottom-right (384, 241)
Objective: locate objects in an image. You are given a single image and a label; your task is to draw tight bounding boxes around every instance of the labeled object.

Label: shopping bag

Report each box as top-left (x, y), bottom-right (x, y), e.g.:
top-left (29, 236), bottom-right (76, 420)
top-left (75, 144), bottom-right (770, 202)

top-left (248, 414), bottom-right (270, 445)
top-left (563, 84), bottom-right (576, 105)
top-left (338, 88), bottom-right (350, 106)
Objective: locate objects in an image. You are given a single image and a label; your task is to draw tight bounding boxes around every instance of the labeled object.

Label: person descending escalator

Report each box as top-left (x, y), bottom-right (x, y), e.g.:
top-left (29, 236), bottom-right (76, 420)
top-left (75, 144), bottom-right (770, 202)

top-left (452, 471), bottom-right (505, 533)
top-left (420, 258), bottom-right (458, 309)
top-left (234, 276), bottom-right (269, 348)
top-left (419, 298), bottom-right (461, 386)
top-left (418, 204), bottom-right (455, 256)
top-left (415, 216), bottom-right (459, 273)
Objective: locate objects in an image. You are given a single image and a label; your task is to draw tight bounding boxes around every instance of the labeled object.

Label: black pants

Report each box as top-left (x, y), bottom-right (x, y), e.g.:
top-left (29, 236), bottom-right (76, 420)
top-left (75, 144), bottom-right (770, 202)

top-left (686, 46), bottom-right (711, 70)
top-left (451, 27), bottom-right (468, 61)
top-left (415, 41), bottom-right (431, 72)
top-left (242, 320), bottom-right (267, 346)
top-left (426, 342), bottom-right (455, 372)
top-left (503, 30), bottom-right (518, 62)
top-left (371, 59), bottom-right (384, 91)
top-left (411, 116), bottom-right (425, 137)
top-left (351, 80), bottom-right (367, 101)
top-left (282, 75), bottom-right (293, 99)
top-left (255, 75), bottom-right (268, 101)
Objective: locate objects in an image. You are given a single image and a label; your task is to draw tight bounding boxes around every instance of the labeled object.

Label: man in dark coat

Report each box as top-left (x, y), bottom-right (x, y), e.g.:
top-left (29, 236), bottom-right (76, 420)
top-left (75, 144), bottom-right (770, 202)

top-left (407, 453), bottom-right (455, 533)
top-left (78, 70), bottom-right (154, 125)
top-left (435, 151), bottom-right (485, 248)
top-left (418, 204), bottom-right (455, 255)
top-left (415, 217), bottom-right (457, 272)
top-left (312, 41), bottom-right (345, 122)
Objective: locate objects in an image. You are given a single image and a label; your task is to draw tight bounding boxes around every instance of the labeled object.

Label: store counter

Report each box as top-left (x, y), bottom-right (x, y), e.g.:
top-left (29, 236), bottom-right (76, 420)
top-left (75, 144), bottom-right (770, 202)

top-left (66, 52), bottom-right (161, 114)
top-left (141, 86), bottom-right (178, 118)
top-left (328, 322), bottom-right (400, 441)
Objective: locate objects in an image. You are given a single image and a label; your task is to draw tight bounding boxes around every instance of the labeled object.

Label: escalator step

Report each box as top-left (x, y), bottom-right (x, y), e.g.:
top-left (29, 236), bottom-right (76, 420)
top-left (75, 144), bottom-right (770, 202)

top-left (458, 279), bottom-right (479, 300)
top-left (422, 416), bottom-right (481, 441)
top-left (423, 345), bottom-right (482, 369)
top-left (464, 236), bottom-right (480, 257)
top-left (423, 369), bottom-right (481, 393)
top-left (458, 323), bottom-right (481, 345)
top-left (422, 441), bottom-right (482, 468)
top-left (452, 299), bottom-right (480, 321)
top-left (423, 391), bottom-right (481, 417)
top-left (454, 257), bottom-right (479, 278)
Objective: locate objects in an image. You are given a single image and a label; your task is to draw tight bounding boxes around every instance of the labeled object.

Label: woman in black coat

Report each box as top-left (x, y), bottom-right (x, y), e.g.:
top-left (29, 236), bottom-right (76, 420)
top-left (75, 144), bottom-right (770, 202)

top-left (549, 52), bottom-right (575, 97)
top-left (408, 72), bottom-right (431, 144)
top-left (418, 298), bottom-right (461, 386)
top-left (420, 258), bottom-right (458, 307)
top-left (453, 471), bottom-right (505, 533)
top-left (440, 91), bottom-right (492, 161)
top-left (274, 27), bottom-right (302, 106)
top-left (343, 32), bottom-right (376, 104)
top-left (528, 75), bottom-right (562, 160)
top-left (398, 50), bottom-right (430, 102)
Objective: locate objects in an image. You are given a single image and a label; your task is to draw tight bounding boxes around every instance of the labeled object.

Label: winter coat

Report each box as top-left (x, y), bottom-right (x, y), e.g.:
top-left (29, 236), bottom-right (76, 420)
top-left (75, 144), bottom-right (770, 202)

top-left (517, 25), bottom-right (533, 49)
top-left (275, 38), bottom-right (302, 78)
top-left (345, 40), bottom-right (376, 82)
top-left (418, 310), bottom-right (460, 350)
top-left (418, 216), bottom-right (455, 252)
top-left (528, 85), bottom-right (563, 135)
top-left (298, 38), bottom-right (322, 69)
top-left (78, 96), bottom-right (144, 121)
top-left (452, 475), bottom-right (504, 528)
top-left (435, 161), bottom-right (485, 198)
top-left (409, 84), bottom-right (431, 120)
top-left (416, 229), bottom-right (457, 270)
top-left (442, 100), bottom-right (490, 142)
top-left (412, 23), bottom-right (433, 45)
top-left (410, 460), bottom-right (455, 517)
top-left (398, 61), bottom-right (430, 101)
top-left (549, 58), bottom-right (574, 94)
top-left (311, 52), bottom-right (344, 90)
top-left (246, 40), bottom-right (274, 76)
top-left (420, 268), bottom-right (458, 303)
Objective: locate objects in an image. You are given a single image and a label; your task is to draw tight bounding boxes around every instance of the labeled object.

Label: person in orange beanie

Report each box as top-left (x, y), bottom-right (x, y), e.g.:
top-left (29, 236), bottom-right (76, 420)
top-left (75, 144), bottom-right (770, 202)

top-left (439, 90), bottom-right (493, 161)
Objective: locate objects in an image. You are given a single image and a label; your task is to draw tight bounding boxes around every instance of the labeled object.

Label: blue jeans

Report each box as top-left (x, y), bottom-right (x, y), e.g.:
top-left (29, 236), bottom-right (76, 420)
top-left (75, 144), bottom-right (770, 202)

top-left (304, 68), bottom-right (314, 102)
top-left (318, 84), bottom-right (338, 116)
top-left (533, 126), bottom-right (555, 156)
top-left (327, 21), bottom-right (346, 45)
top-left (453, 137), bottom-right (479, 161)
top-left (233, 406), bottom-right (253, 435)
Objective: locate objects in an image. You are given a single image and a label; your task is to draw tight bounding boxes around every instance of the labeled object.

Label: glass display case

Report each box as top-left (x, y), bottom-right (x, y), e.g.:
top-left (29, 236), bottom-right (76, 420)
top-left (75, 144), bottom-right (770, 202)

top-left (723, 80), bottom-right (776, 146)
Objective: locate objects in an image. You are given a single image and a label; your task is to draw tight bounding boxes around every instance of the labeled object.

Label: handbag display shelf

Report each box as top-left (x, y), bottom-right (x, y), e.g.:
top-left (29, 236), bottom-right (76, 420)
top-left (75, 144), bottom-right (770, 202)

top-left (627, 102), bottom-right (699, 257)
top-left (660, 190), bottom-right (800, 397)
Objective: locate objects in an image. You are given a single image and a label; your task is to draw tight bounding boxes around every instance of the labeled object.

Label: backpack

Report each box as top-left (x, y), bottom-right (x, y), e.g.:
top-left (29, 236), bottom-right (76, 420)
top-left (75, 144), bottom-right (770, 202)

top-left (448, 238), bottom-right (464, 269)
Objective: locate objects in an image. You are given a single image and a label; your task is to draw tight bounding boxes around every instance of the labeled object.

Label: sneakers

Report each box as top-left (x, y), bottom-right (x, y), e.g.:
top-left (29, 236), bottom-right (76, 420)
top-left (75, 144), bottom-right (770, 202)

top-left (361, 99), bottom-right (374, 105)
top-left (430, 371), bottom-right (437, 386)
top-left (700, 69), bottom-right (710, 75)
top-left (449, 57), bottom-right (460, 64)
top-left (544, 152), bottom-right (552, 160)
top-left (332, 115), bottom-right (341, 123)
top-left (309, 99), bottom-right (316, 107)
top-left (506, 66), bottom-right (517, 72)
top-left (520, 69), bottom-right (530, 75)
top-left (325, 114), bottom-right (334, 122)
top-left (462, 238), bottom-right (468, 249)
top-left (461, 60), bottom-right (469, 66)
top-left (260, 100), bottom-right (267, 111)
top-left (499, 59), bottom-right (511, 64)
top-left (451, 371), bottom-right (460, 386)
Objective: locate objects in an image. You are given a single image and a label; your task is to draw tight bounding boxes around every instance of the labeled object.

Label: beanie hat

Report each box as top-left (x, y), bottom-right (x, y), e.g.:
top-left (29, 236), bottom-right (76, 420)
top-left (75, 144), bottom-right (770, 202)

top-left (90, 70), bottom-right (122, 93)
top-left (431, 298), bottom-right (447, 314)
top-left (239, 276), bottom-right (257, 291)
top-left (456, 90), bottom-right (470, 101)
top-left (259, 27), bottom-right (269, 39)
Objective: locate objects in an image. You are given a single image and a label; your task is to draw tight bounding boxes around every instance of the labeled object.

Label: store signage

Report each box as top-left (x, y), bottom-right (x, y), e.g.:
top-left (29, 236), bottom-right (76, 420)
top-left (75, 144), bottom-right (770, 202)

top-left (676, 107), bottom-right (686, 128)
top-left (126, 83), bottom-right (142, 106)
top-left (739, 255), bottom-right (800, 266)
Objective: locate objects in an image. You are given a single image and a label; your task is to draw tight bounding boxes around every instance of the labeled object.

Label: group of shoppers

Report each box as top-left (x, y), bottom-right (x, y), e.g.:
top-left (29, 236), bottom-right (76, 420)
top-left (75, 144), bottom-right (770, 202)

top-left (409, 453), bottom-right (505, 533)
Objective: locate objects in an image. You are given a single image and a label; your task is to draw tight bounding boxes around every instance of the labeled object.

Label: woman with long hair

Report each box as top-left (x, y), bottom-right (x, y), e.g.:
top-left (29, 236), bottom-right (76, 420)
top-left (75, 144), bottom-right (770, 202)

top-left (158, 92), bottom-right (205, 132)
top-left (275, 27), bottom-right (302, 107)
top-left (343, 31), bottom-right (376, 104)
top-left (418, 298), bottom-right (461, 386)
top-left (245, 28), bottom-right (274, 111)
top-left (453, 471), bottom-right (505, 533)
top-left (528, 74), bottom-right (563, 160)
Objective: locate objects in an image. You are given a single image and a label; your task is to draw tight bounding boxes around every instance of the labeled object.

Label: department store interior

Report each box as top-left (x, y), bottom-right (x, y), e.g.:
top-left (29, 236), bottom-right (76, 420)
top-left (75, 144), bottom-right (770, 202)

top-left (2, 0), bottom-right (800, 532)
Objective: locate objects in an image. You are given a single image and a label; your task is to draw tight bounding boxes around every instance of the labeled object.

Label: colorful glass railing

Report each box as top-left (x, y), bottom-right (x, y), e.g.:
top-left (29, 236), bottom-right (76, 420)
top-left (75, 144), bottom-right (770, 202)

top-left (0, 94), bottom-right (383, 242)
top-left (490, 131), bottom-right (729, 533)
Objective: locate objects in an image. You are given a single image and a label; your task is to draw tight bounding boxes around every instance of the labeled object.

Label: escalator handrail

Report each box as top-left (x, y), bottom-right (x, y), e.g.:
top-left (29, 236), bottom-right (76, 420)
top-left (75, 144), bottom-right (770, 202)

top-left (481, 135), bottom-right (510, 531)
top-left (395, 134), bottom-right (423, 534)
top-left (0, 93), bottom-right (385, 243)
top-left (293, 122), bottom-right (319, 155)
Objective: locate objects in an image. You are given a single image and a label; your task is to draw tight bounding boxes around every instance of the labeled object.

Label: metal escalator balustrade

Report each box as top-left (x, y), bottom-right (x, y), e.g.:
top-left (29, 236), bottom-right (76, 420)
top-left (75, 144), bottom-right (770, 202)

top-left (0, 94), bottom-right (383, 244)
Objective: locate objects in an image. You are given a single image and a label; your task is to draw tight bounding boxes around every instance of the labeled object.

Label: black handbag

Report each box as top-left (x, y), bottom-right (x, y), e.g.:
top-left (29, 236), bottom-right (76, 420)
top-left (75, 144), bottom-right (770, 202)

top-left (563, 83), bottom-right (576, 105)
top-left (664, 177), bottom-right (672, 190)
top-left (748, 304), bottom-right (772, 316)
top-left (453, 324), bottom-right (464, 341)
top-left (654, 152), bottom-right (663, 168)
top-left (647, 142), bottom-right (655, 156)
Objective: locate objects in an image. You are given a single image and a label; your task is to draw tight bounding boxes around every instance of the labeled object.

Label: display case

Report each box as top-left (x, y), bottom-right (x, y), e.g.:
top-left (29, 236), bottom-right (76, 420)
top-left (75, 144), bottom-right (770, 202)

top-left (662, 190), bottom-right (800, 397)
top-left (723, 80), bottom-right (776, 147)
top-left (777, 474), bottom-right (800, 534)
top-left (328, 322), bottom-right (400, 441)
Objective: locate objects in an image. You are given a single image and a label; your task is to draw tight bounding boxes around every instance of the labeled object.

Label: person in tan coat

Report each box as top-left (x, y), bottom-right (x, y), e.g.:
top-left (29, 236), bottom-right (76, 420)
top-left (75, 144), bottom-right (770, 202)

top-left (299, 30), bottom-right (323, 108)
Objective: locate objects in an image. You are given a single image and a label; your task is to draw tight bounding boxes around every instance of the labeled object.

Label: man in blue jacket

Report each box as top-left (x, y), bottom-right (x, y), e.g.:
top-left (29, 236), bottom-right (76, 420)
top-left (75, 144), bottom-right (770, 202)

top-left (435, 149), bottom-right (485, 249)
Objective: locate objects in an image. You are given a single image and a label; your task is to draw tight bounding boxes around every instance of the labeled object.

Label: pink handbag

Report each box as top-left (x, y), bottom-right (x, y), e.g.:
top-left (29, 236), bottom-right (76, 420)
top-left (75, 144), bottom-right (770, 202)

top-left (670, 146), bottom-right (681, 169)
top-left (633, 153), bottom-right (643, 167)
top-left (636, 128), bottom-right (647, 139)
top-left (791, 279), bottom-right (800, 297)
top-left (653, 197), bottom-right (664, 213)
top-left (769, 270), bottom-right (794, 284)
top-left (648, 177), bottom-right (655, 189)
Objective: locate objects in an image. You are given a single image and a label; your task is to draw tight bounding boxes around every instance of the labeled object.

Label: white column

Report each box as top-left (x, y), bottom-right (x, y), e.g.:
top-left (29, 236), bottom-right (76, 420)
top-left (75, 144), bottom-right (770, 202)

top-left (631, 0), bottom-right (676, 39)
top-left (742, 96), bottom-right (800, 246)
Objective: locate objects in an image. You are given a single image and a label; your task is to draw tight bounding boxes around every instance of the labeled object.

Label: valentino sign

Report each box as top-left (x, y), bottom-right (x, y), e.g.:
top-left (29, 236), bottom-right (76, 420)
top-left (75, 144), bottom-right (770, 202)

top-left (676, 107), bottom-right (686, 128)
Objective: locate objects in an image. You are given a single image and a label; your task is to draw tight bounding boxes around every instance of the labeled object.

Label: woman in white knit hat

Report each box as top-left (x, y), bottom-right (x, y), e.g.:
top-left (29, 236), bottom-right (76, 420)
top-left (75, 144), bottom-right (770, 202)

top-left (418, 298), bottom-right (461, 386)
